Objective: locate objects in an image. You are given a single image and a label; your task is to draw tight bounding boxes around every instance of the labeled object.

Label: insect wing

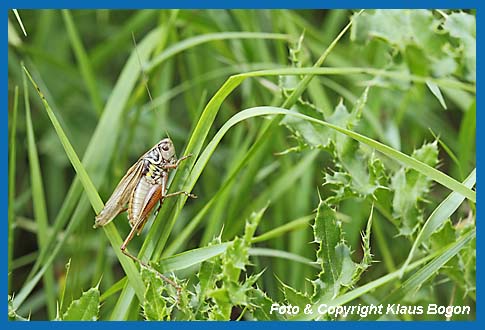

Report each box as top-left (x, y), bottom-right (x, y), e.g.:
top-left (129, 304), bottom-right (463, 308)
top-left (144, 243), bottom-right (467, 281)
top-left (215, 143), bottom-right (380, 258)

top-left (94, 160), bottom-right (144, 227)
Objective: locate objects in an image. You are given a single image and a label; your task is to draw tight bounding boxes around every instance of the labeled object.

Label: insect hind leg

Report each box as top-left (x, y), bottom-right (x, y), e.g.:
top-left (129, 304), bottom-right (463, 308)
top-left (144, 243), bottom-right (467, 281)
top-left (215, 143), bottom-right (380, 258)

top-left (120, 233), bottom-right (181, 300)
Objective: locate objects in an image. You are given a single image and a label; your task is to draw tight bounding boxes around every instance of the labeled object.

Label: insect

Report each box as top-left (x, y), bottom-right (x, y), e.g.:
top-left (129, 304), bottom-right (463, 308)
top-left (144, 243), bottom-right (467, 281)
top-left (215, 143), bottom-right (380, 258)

top-left (94, 138), bottom-right (196, 285)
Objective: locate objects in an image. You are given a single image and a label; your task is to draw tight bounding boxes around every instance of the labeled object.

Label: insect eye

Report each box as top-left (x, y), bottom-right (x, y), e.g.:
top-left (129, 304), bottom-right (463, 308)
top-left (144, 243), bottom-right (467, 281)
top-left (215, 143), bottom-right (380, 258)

top-left (162, 145), bottom-right (170, 152)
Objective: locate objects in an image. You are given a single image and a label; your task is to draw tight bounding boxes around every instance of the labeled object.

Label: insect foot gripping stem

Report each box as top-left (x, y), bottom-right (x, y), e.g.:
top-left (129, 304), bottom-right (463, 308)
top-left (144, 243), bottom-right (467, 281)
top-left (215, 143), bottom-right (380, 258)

top-left (119, 223), bottom-right (182, 300)
top-left (120, 243), bottom-right (182, 302)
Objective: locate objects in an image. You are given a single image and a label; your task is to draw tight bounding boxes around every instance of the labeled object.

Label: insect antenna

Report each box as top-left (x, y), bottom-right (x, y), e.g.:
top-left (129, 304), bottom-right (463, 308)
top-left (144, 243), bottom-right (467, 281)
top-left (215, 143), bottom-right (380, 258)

top-left (132, 32), bottom-right (154, 104)
top-left (132, 32), bottom-right (173, 140)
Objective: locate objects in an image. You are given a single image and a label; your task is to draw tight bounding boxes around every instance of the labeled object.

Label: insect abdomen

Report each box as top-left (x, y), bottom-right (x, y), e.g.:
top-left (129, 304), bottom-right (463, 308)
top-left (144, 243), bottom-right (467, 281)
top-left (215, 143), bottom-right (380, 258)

top-left (128, 177), bottom-right (152, 227)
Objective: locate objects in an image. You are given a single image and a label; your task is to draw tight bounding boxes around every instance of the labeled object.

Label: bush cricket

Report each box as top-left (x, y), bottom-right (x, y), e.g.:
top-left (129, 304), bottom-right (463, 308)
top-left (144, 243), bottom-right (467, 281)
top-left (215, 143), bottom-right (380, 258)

top-left (94, 138), bottom-right (196, 289)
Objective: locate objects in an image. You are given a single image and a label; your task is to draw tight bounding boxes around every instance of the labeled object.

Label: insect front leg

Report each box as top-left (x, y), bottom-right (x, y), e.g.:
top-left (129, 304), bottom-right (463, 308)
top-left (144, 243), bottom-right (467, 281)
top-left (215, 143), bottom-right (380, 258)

top-left (162, 153), bottom-right (192, 170)
top-left (163, 190), bottom-right (197, 200)
top-left (157, 169), bottom-right (197, 207)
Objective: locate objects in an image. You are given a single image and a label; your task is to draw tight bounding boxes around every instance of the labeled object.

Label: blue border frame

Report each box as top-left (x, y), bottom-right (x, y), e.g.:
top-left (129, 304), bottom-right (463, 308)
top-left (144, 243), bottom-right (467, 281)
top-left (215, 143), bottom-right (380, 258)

top-left (4, 1), bottom-right (480, 329)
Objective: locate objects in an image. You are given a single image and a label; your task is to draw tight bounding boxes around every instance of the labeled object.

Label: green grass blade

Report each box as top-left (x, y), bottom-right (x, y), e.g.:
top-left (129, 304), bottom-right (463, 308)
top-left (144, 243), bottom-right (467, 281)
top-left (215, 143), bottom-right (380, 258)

top-left (251, 214), bottom-right (313, 243)
top-left (62, 10), bottom-right (103, 115)
top-left (90, 10), bottom-right (158, 68)
top-left (21, 66), bottom-right (145, 302)
top-left (23, 67), bottom-right (103, 211)
top-left (186, 106), bottom-right (475, 207)
top-left (236, 107), bottom-right (476, 201)
top-left (249, 248), bottom-right (317, 268)
top-left (23, 68), bottom-right (56, 318)
top-left (144, 12), bottom-right (359, 266)
top-left (368, 228), bottom-right (476, 320)
top-left (292, 227), bottom-right (475, 320)
top-left (399, 168), bottom-right (476, 276)
top-left (12, 9), bottom-right (27, 36)
top-left (152, 243), bottom-right (230, 273)
top-left (240, 67), bottom-right (475, 93)
top-left (100, 277), bottom-right (127, 302)
top-left (22, 26), bottom-right (165, 299)
top-left (8, 18), bottom-right (21, 46)
top-left (282, 10), bottom-right (362, 108)
top-left (8, 86), bottom-right (19, 293)
top-left (146, 32), bottom-right (290, 72)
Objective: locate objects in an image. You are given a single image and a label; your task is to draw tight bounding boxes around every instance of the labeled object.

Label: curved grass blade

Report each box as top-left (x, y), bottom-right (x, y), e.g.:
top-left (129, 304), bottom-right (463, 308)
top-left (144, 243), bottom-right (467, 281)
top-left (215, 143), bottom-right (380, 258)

top-left (239, 67), bottom-right (475, 93)
top-left (160, 64), bottom-right (474, 257)
top-left (249, 248), bottom-right (318, 269)
top-left (12, 9), bottom-right (27, 36)
top-left (20, 26), bottom-right (165, 306)
top-left (291, 227), bottom-right (475, 320)
top-left (145, 32), bottom-right (290, 72)
top-left (8, 86), bottom-right (19, 293)
top-left (62, 10), bottom-right (103, 115)
top-left (399, 168), bottom-right (476, 277)
top-left (154, 242), bottom-right (317, 275)
top-left (242, 108), bottom-right (476, 200)
top-left (152, 243), bottom-right (230, 273)
top-left (365, 228), bottom-right (475, 320)
top-left (23, 69), bottom-right (56, 318)
top-left (18, 66), bottom-right (145, 305)
top-left (251, 214), bottom-right (314, 244)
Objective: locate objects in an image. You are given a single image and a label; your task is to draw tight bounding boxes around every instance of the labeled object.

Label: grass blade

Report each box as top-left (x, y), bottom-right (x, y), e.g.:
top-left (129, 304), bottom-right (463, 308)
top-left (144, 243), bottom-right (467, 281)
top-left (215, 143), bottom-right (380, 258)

top-left (8, 86), bottom-right (19, 293)
top-left (146, 32), bottom-right (290, 72)
top-left (21, 26), bottom-right (165, 303)
top-left (12, 9), bottom-right (27, 36)
top-left (223, 107), bottom-right (476, 201)
top-left (251, 214), bottom-right (313, 243)
top-left (23, 68), bottom-right (56, 318)
top-left (62, 10), bottom-right (103, 115)
top-left (292, 227), bottom-right (475, 320)
top-left (152, 243), bottom-right (230, 273)
top-left (20, 66), bottom-right (145, 303)
top-left (368, 228), bottom-right (475, 320)
top-left (399, 168), bottom-right (476, 276)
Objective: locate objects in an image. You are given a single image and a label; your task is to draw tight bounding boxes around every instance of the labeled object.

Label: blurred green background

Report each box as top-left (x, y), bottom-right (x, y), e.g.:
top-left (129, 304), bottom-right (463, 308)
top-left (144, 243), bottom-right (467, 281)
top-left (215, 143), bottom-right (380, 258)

top-left (8, 9), bottom-right (475, 320)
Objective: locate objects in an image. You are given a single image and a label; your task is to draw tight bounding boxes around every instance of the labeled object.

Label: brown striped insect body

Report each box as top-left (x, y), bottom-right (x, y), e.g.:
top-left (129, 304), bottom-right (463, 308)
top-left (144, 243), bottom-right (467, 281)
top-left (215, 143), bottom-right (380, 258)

top-left (94, 138), bottom-right (195, 270)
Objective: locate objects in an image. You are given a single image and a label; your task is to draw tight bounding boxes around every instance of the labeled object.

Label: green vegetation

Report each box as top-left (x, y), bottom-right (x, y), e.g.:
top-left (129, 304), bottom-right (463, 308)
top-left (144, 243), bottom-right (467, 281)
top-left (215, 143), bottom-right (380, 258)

top-left (8, 9), bottom-right (475, 321)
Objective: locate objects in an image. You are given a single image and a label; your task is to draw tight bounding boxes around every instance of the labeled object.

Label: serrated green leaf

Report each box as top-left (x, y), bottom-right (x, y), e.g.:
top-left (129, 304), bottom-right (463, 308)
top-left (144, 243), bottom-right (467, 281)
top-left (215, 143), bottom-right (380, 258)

top-left (351, 10), bottom-right (475, 83)
top-left (141, 268), bottom-right (171, 321)
top-left (352, 205), bottom-right (373, 284)
top-left (365, 228), bottom-right (475, 320)
top-left (400, 168), bottom-right (475, 276)
top-left (196, 257), bottom-right (222, 314)
top-left (430, 219), bottom-right (456, 249)
top-left (280, 279), bottom-right (311, 308)
top-left (312, 201), bottom-right (357, 300)
top-left (247, 288), bottom-right (280, 320)
top-left (442, 12), bottom-right (475, 82)
top-left (286, 88), bottom-right (381, 201)
top-left (62, 287), bottom-right (100, 321)
top-left (391, 141), bottom-right (439, 235)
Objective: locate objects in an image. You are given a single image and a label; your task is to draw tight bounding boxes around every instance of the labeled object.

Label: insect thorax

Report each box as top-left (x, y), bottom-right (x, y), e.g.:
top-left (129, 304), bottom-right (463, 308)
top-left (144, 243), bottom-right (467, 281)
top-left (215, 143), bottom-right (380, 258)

top-left (142, 149), bottom-right (166, 185)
